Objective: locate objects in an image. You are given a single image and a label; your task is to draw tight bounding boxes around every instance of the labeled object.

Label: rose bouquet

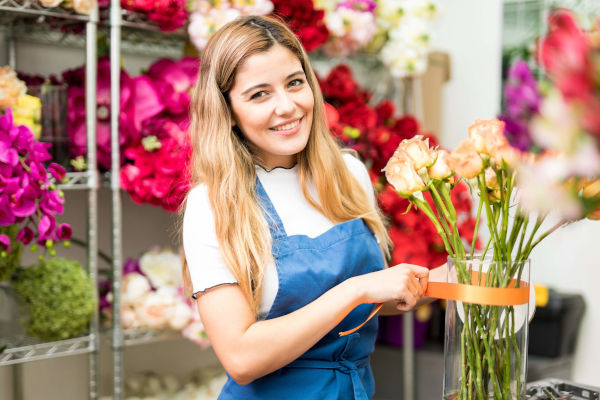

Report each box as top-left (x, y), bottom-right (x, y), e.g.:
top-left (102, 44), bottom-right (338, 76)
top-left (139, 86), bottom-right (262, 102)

top-left (382, 8), bottom-right (600, 392)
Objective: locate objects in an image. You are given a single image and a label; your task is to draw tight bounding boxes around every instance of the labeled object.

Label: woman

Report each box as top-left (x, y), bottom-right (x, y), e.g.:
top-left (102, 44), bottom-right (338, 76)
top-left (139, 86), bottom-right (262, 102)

top-left (182, 15), bottom-right (445, 400)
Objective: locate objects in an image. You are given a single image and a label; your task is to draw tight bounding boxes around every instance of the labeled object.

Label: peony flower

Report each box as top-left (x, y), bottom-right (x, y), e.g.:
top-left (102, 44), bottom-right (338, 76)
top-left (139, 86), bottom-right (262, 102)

top-left (168, 300), bottom-right (193, 330)
top-left (139, 248), bottom-right (182, 289)
top-left (428, 149), bottom-right (452, 180)
top-left (122, 272), bottom-right (152, 307)
top-left (121, 307), bottom-right (140, 329)
top-left (468, 119), bottom-right (508, 156)
top-left (383, 158), bottom-right (426, 196)
top-left (136, 288), bottom-right (176, 329)
top-left (447, 139), bottom-right (484, 179)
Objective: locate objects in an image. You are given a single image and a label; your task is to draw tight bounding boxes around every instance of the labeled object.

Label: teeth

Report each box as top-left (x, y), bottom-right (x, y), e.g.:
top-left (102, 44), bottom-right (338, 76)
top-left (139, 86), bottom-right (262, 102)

top-left (273, 119), bottom-right (300, 131)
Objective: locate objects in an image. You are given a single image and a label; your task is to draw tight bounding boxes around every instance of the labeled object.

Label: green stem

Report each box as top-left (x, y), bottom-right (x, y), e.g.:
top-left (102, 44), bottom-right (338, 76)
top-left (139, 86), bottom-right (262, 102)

top-left (470, 198), bottom-right (484, 259)
top-left (412, 196), bottom-right (456, 257)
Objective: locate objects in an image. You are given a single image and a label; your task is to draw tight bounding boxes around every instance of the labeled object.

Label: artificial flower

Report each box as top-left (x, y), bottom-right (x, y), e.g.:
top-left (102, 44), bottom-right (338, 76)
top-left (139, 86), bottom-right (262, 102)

top-left (0, 66), bottom-right (27, 110)
top-left (121, 272), bottom-right (152, 307)
top-left (136, 287), bottom-right (176, 329)
top-left (139, 248), bottom-right (183, 289)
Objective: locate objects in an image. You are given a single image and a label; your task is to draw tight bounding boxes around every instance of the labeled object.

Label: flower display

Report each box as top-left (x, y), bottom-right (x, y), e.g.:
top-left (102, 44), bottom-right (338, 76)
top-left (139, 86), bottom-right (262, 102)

top-left (100, 247), bottom-right (209, 345)
top-left (320, 64), bottom-right (477, 268)
top-left (187, 0), bottom-right (274, 51)
top-left (0, 109), bottom-right (72, 281)
top-left (504, 9), bottom-right (600, 222)
top-left (376, 0), bottom-right (440, 78)
top-left (121, 0), bottom-right (188, 31)
top-left (317, 0), bottom-right (378, 57)
top-left (271, 0), bottom-right (330, 52)
top-left (63, 57), bottom-right (165, 170)
top-left (36, 0), bottom-right (97, 14)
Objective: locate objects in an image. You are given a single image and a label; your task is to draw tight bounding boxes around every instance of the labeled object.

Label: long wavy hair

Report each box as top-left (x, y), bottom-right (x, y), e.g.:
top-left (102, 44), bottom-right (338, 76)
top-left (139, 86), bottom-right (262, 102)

top-left (182, 15), bottom-right (390, 315)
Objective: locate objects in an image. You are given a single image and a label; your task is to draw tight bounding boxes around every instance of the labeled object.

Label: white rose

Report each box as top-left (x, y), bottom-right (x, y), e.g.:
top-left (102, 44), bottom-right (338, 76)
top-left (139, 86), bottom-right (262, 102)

top-left (139, 249), bottom-right (182, 289)
top-left (122, 273), bottom-right (151, 307)
top-left (168, 301), bottom-right (193, 331)
top-left (136, 288), bottom-right (176, 329)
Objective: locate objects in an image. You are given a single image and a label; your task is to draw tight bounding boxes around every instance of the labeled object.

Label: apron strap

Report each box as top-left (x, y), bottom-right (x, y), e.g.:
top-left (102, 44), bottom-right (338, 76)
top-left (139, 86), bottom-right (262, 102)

top-left (255, 178), bottom-right (287, 240)
top-left (287, 357), bottom-right (370, 400)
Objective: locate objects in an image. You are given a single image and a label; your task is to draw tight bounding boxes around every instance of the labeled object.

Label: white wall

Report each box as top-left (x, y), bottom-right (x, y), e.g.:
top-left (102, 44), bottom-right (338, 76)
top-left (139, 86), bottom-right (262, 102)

top-left (431, 0), bottom-right (599, 386)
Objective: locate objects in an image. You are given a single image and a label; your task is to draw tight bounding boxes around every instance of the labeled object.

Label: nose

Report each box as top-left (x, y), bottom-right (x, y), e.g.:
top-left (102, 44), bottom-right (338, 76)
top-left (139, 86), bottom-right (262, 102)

top-left (274, 91), bottom-right (295, 116)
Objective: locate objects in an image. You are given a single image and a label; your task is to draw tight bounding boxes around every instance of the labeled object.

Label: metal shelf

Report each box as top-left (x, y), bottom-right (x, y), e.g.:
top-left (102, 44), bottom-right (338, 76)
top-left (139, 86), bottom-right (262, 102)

top-left (0, 0), bottom-right (91, 22)
top-left (0, 334), bottom-right (95, 366)
top-left (121, 327), bottom-right (181, 347)
top-left (59, 171), bottom-right (99, 191)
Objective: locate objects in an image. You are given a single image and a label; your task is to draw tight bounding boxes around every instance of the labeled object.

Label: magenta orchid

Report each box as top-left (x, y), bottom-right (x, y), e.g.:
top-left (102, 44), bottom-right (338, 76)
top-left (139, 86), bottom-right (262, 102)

top-left (64, 57), bottom-right (165, 170)
top-left (0, 109), bottom-right (72, 281)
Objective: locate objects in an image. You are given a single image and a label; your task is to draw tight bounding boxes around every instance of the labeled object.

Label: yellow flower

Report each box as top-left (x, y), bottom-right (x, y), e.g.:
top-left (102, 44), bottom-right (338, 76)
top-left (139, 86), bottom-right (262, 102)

top-left (447, 139), bottom-right (484, 179)
top-left (12, 95), bottom-right (42, 139)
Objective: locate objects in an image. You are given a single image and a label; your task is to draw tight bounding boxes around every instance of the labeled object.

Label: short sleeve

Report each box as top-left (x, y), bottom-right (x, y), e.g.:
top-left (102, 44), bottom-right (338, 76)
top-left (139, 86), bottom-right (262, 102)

top-left (183, 185), bottom-right (237, 298)
top-left (342, 153), bottom-right (376, 206)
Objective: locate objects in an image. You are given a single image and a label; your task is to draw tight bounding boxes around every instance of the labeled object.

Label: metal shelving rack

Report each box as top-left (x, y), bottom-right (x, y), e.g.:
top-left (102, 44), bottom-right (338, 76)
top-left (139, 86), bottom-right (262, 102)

top-left (0, 1), bottom-right (99, 399)
top-left (108, 4), bottom-right (185, 399)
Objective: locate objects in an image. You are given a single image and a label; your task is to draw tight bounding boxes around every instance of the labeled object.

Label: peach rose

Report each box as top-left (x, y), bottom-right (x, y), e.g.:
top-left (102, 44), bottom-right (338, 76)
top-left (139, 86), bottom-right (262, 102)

top-left (0, 66), bottom-right (27, 110)
top-left (469, 119), bottom-right (508, 156)
top-left (494, 145), bottom-right (525, 168)
top-left (384, 158), bottom-right (426, 195)
top-left (398, 135), bottom-right (435, 170)
top-left (447, 139), bottom-right (484, 179)
top-left (428, 149), bottom-right (452, 180)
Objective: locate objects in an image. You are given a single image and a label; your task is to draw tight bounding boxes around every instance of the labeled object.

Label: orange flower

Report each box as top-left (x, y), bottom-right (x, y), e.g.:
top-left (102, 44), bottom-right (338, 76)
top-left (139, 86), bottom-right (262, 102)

top-left (0, 66), bottom-right (27, 110)
top-left (447, 139), bottom-right (484, 179)
top-left (384, 158), bottom-right (426, 195)
top-left (428, 149), bottom-right (452, 180)
top-left (468, 119), bottom-right (508, 156)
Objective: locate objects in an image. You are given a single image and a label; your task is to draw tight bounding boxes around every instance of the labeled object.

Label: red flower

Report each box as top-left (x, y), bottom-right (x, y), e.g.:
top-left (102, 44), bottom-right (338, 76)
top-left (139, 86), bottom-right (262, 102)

top-left (271, 0), bottom-right (329, 52)
top-left (337, 101), bottom-right (377, 134)
top-left (375, 100), bottom-right (396, 127)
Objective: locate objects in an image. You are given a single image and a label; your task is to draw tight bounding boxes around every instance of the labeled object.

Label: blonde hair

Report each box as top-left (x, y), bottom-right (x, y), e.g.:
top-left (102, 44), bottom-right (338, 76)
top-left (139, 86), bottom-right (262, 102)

top-left (183, 15), bottom-right (390, 315)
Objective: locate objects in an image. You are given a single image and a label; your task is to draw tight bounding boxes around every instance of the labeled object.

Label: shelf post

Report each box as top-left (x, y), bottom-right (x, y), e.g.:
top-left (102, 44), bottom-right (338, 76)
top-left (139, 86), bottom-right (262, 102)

top-left (86, 4), bottom-right (100, 400)
top-left (110, 0), bottom-right (124, 399)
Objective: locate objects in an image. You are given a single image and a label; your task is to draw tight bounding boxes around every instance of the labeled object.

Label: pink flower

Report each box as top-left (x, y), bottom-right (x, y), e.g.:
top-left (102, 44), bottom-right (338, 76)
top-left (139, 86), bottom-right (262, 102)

top-left (57, 223), bottom-right (72, 241)
top-left (0, 234), bottom-right (12, 252)
top-left (447, 139), bottom-right (484, 179)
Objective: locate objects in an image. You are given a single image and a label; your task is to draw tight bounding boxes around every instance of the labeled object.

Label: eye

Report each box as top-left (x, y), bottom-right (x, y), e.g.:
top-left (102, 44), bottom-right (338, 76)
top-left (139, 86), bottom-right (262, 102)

top-left (250, 90), bottom-right (268, 100)
top-left (288, 78), bottom-right (304, 87)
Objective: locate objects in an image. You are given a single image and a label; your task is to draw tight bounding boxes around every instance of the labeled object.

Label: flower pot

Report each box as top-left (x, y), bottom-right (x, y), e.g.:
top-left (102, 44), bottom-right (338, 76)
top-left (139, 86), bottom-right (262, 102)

top-left (442, 257), bottom-right (530, 400)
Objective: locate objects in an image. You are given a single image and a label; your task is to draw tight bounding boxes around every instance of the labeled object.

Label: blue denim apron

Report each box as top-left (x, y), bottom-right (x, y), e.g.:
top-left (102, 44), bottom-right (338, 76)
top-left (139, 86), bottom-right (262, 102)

top-left (218, 179), bottom-right (385, 400)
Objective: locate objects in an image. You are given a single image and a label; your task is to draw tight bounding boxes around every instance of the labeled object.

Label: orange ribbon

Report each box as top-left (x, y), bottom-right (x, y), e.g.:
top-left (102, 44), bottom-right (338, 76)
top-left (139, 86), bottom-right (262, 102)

top-left (339, 272), bottom-right (529, 337)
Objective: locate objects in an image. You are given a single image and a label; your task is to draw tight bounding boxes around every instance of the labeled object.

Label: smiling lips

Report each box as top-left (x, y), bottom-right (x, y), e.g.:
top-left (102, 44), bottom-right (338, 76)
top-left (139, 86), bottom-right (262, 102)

top-left (271, 117), bottom-right (302, 133)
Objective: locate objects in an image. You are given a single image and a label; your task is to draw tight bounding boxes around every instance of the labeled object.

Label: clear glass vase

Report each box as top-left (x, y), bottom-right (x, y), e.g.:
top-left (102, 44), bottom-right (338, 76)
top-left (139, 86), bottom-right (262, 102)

top-left (443, 257), bottom-right (530, 400)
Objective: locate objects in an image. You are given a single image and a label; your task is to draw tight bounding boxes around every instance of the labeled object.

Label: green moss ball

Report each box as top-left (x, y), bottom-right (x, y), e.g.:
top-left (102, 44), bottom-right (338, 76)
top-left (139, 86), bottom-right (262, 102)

top-left (13, 258), bottom-right (97, 341)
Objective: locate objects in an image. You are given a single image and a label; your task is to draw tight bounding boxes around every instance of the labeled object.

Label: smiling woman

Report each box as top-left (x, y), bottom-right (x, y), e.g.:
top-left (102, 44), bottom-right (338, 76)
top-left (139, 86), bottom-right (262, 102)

top-left (228, 44), bottom-right (314, 170)
top-left (181, 15), bottom-right (444, 400)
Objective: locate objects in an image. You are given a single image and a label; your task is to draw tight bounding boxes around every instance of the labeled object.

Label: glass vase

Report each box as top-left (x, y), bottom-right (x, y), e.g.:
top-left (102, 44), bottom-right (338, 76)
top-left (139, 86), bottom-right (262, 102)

top-left (443, 257), bottom-right (530, 400)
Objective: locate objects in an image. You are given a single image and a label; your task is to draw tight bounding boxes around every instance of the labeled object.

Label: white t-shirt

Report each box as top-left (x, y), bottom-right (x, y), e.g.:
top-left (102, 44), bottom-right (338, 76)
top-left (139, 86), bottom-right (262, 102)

top-left (182, 153), bottom-right (375, 320)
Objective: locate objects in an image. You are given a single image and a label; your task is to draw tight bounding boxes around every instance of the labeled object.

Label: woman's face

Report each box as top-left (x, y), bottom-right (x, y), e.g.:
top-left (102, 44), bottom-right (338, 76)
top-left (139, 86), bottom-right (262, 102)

top-left (228, 44), bottom-right (314, 169)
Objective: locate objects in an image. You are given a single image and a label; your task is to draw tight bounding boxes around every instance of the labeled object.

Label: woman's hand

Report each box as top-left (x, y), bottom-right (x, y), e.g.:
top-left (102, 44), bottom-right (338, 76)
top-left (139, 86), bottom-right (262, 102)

top-left (351, 264), bottom-right (429, 312)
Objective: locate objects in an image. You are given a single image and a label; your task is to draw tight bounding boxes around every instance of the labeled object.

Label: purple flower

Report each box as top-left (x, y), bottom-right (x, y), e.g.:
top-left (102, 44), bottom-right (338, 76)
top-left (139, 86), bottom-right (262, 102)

top-left (16, 226), bottom-right (34, 245)
top-left (0, 141), bottom-right (19, 166)
top-left (0, 234), bottom-right (11, 252)
top-left (123, 258), bottom-right (143, 276)
top-left (56, 223), bottom-right (72, 241)
top-left (39, 190), bottom-right (64, 215)
top-left (0, 196), bottom-right (16, 226)
top-left (500, 61), bottom-right (542, 152)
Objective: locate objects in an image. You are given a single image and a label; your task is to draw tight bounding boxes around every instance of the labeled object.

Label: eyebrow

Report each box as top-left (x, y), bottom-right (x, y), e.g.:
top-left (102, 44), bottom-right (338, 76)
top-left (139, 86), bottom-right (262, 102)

top-left (240, 70), bottom-right (305, 96)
